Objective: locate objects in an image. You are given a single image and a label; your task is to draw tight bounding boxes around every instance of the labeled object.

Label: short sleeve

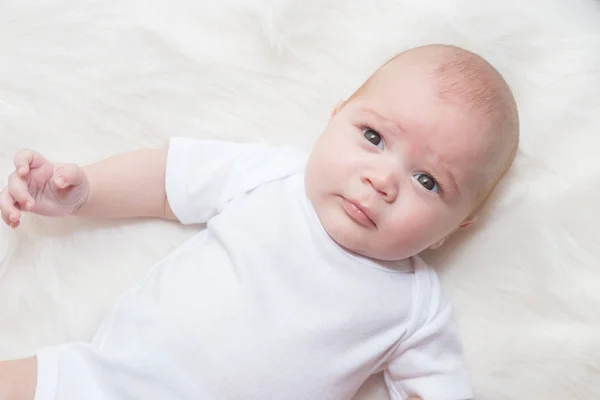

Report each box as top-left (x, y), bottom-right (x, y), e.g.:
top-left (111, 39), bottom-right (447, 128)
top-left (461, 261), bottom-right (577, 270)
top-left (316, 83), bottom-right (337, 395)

top-left (384, 265), bottom-right (473, 400)
top-left (165, 137), bottom-right (307, 224)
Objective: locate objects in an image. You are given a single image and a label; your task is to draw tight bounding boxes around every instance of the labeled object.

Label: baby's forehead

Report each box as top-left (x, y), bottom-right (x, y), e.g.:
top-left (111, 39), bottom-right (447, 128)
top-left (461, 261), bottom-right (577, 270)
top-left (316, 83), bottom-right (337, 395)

top-left (355, 98), bottom-right (493, 168)
top-left (358, 75), bottom-right (487, 139)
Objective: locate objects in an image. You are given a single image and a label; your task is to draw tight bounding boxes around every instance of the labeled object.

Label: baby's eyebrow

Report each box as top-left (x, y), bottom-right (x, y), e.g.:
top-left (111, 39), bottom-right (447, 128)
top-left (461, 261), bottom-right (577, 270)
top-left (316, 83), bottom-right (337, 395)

top-left (359, 107), bottom-right (406, 136)
top-left (438, 165), bottom-right (460, 198)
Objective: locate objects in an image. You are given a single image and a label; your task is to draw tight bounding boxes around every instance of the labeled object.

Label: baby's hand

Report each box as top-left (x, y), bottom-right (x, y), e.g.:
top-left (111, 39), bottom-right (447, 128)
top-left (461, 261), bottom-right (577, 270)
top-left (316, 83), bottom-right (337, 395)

top-left (0, 149), bottom-right (89, 228)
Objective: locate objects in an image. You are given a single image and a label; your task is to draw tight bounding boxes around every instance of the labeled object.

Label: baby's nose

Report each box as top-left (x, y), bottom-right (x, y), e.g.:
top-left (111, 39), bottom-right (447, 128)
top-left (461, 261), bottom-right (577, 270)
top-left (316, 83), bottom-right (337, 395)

top-left (363, 169), bottom-right (398, 203)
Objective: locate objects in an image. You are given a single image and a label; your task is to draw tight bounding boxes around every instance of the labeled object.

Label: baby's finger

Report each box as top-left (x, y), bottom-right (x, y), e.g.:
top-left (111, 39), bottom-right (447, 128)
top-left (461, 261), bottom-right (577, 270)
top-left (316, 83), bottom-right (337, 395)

top-left (13, 149), bottom-right (34, 176)
top-left (7, 172), bottom-right (34, 210)
top-left (13, 149), bottom-right (46, 177)
top-left (1, 211), bottom-right (10, 226)
top-left (1, 212), bottom-right (19, 229)
top-left (0, 187), bottom-right (20, 224)
top-left (53, 164), bottom-right (85, 188)
top-left (1, 213), bottom-right (17, 228)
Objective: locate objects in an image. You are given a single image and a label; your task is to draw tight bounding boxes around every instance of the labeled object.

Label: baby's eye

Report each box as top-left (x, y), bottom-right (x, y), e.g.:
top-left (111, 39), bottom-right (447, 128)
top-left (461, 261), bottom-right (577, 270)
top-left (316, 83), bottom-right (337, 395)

top-left (363, 129), bottom-right (384, 150)
top-left (413, 173), bottom-right (439, 193)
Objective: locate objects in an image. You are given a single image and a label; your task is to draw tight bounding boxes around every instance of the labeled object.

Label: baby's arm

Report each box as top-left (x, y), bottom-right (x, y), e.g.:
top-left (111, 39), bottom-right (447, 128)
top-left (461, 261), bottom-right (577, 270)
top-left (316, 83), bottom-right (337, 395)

top-left (0, 357), bottom-right (36, 400)
top-left (384, 264), bottom-right (472, 400)
top-left (1, 148), bottom-right (177, 227)
top-left (74, 149), bottom-right (176, 220)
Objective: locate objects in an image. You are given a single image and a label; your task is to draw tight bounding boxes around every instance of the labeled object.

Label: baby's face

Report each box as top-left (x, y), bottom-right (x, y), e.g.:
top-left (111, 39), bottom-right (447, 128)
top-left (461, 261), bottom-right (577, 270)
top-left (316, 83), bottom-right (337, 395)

top-left (305, 62), bottom-right (497, 261)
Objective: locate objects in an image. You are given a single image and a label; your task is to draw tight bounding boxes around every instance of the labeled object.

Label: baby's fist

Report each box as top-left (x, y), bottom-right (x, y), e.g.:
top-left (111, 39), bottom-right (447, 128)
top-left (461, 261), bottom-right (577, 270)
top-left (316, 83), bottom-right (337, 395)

top-left (0, 149), bottom-right (89, 228)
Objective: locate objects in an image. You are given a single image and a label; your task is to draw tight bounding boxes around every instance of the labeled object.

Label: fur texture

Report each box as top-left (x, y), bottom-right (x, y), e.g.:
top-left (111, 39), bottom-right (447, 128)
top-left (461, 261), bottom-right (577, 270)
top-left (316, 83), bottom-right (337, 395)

top-left (1, 0), bottom-right (600, 398)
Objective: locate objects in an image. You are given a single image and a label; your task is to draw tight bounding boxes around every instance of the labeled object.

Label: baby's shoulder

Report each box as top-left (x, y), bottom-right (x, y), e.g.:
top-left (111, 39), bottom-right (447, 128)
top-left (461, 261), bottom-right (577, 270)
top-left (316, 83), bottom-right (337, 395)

top-left (407, 257), bottom-right (451, 329)
top-left (410, 256), bottom-right (443, 294)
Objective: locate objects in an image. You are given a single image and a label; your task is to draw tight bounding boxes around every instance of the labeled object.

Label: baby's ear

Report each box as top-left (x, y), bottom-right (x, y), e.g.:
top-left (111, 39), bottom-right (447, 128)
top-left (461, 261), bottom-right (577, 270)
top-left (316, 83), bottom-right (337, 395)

top-left (459, 216), bottom-right (478, 229)
top-left (430, 217), bottom-right (478, 250)
top-left (429, 237), bottom-right (446, 250)
top-left (330, 99), bottom-right (346, 118)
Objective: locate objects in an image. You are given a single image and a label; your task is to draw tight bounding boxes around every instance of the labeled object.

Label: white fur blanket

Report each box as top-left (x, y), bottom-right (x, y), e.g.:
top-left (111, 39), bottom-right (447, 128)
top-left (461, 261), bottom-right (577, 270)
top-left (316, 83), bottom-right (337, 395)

top-left (1, 0), bottom-right (600, 399)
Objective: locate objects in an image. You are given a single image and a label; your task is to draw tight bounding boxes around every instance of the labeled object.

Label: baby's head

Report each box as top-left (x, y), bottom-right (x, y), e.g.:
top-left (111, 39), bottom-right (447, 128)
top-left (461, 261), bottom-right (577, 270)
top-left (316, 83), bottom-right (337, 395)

top-left (305, 44), bottom-right (519, 261)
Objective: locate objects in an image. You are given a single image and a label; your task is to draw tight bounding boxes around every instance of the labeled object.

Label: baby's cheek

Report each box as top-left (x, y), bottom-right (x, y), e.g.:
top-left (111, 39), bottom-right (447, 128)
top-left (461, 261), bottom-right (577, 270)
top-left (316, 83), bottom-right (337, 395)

top-left (386, 212), bottom-right (435, 251)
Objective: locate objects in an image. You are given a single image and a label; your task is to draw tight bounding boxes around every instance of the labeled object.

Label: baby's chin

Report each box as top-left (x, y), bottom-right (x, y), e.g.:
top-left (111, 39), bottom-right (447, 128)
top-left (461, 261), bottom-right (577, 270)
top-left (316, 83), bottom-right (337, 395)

top-left (325, 224), bottom-right (418, 262)
top-left (351, 246), bottom-right (416, 262)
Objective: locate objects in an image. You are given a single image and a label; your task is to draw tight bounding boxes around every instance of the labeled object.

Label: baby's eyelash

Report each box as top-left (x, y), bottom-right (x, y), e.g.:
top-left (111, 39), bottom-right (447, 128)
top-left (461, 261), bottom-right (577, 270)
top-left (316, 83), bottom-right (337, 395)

top-left (359, 124), bottom-right (383, 136)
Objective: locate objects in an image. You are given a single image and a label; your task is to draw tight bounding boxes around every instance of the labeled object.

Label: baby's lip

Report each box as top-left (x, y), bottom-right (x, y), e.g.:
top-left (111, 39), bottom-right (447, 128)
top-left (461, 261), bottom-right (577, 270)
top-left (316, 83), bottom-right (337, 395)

top-left (340, 196), bottom-right (377, 228)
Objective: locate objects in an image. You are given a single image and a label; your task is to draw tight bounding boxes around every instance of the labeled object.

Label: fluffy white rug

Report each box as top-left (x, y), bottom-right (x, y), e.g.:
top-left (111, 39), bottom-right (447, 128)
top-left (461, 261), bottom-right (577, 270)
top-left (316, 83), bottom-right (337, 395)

top-left (1, 0), bottom-right (600, 398)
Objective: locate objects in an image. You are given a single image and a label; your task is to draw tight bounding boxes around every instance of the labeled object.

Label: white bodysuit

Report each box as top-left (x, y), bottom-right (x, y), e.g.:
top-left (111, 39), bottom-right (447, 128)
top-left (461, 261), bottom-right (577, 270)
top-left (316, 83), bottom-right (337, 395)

top-left (34, 137), bottom-right (473, 400)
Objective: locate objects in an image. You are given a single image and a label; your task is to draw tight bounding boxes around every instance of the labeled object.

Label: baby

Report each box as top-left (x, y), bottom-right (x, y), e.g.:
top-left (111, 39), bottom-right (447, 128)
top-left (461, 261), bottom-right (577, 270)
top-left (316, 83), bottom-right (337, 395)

top-left (0, 44), bottom-right (518, 400)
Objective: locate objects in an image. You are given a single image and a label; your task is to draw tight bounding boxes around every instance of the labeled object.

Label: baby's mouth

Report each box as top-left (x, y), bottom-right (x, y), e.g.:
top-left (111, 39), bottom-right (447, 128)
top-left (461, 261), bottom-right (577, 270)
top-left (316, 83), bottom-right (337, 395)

top-left (340, 197), bottom-right (376, 228)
